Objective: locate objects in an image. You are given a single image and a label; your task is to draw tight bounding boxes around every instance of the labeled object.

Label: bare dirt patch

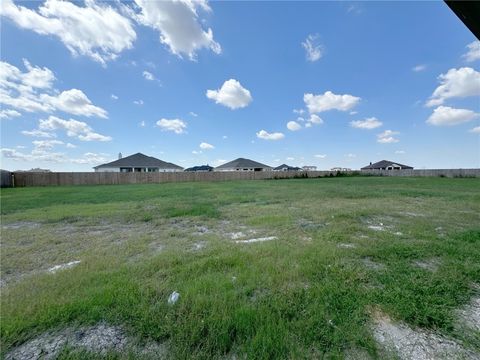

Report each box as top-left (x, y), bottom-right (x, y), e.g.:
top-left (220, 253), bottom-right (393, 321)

top-left (372, 310), bottom-right (479, 360)
top-left (362, 257), bottom-right (385, 271)
top-left (337, 243), bottom-right (357, 249)
top-left (5, 323), bottom-right (168, 360)
top-left (457, 287), bottom-right (480, 332)
top-left (2, 221), bottom-right (41, 230)
top-left (413, 259), bottom-right (441, 272)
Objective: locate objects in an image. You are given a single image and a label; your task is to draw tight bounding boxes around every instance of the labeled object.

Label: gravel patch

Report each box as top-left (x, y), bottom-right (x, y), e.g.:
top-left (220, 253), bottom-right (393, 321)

top-left (372, 311), bottom-right (479, 360)
top-left (5, 323), bottom-right (168, 360)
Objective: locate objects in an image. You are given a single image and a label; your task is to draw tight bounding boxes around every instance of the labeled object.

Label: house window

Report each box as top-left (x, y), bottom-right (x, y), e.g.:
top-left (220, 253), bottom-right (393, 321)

top-left (120, 168), bottom-right (132, 172)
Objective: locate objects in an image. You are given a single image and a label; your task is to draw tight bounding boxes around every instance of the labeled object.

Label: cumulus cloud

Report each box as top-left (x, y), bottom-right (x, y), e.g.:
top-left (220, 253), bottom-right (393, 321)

top-left (21, 129), bottom-right (56, 138)
top-left (350, 117), bottom-right (382, 129)
top-left (0, 60), bottom-right (107, 118)
top-left (132, 0), bottom-right (221, 60)
top-left (412, 64), bottom-right (427, 72)
top-left (462, 41), bottom-right (480, 62)
top-left (199, 142), bottom-right (214, 150)
top-left (206, 79), bottom-right (252, 109)
top-left (70, 152), bottom-right (108, 164)
top-left (1, 147), bottom-right (66, 162)
top-left (111, 94), bottom-right (118, 100)
top-left (189, 111), bottom-right (198, 117)
top-left (44, 89), bottom-right (108, 118)
top-left (426, 106), bottom-right (479, 126)
top-left (469, 126), bottom-right (480, 134)
top-left (38, 115), bottom-right (111, 141)
top-left (133, 99), bottom-right (144, 105)
top-left (314, 154), bottom-right (327, 159)
top-left (32, 139), bottom-right (64, 150)
top-left (156, 118), bottom-right (187, 134)
top-left (377, 130), bottom-right (400, 144)
top-left (0, 109), bottom-right (21, 119)
top-left (256, 130), bottom-right (285, 141)
top-left (304, 91), bottom-right (360, 113)
top-left (0, 0), bottom-right (136, 65)
top-left (293, 108), bottom-right (305, 115)
top-left (302, 34), bottom-right (323, 62)
top-left (426, 67), bottom-right (480, 107)
top-left (142, 70), bottom-right (155, 81)
top-left (308, 114), bottom-right (323, 125)
top-left (287, 121), bottom-right (302, 131)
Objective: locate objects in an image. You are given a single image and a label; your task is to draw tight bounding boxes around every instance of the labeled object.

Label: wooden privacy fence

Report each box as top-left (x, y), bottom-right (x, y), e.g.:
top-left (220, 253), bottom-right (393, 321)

top-left (9, 168), bottom-right (480, 187)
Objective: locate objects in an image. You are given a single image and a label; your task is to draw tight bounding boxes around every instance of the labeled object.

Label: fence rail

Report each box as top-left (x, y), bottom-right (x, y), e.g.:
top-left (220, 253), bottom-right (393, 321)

top-left (6, 168), bottom-right (479, 187)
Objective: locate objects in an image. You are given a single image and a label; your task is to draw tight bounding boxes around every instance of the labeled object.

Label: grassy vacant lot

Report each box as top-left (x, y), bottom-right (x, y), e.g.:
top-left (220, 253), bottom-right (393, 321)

top-left (1, 177), bottom-right (479, 359)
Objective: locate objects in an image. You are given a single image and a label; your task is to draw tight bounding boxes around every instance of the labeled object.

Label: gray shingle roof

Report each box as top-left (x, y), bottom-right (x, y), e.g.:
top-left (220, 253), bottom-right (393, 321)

top-left (215, 158), bottom-right (271, 170)
top-left (94, 153), bottom-right (183, 170)
top-left (273, 164), bottom-right (302, 171)
top-left (361, 160), bottom-right (413, 170)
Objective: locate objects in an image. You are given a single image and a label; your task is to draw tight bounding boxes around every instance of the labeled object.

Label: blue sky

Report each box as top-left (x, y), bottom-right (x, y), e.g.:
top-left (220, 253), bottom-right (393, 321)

top-left (1, 0), bottom-right (479, 171)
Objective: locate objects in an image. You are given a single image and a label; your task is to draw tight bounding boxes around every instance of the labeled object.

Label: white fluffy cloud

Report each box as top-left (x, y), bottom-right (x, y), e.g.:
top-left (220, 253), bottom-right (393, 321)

top-left (206, 79), bottom-right (252, 109)
top-left (304, 91), bottom-right (360, 113)
top-left (287, 121), bottom-right (302, 131)
top-left (308, 114), bottom-right (323, 124)
top-left (314, 154), bottom-right (327, 159)
top-left (256, 130), bottom-right (285, 141)
top-left (199, 142), bottom-right (214, 150)
top-left (156, 118), bottom-right (187, 134)
top-left (426, 67), bottom-right (480, 107)
top-left (133, 0), bottom-right (221, 60)
top-left (350, 117), bottom-right (382, 129)
top-left (1, 147), bottom-right (108, 164)
top-left (377, 130), bottom-right (399, 144)
top-left (462, 41), bottom-right (480, 62)
top-left (111, 94), bottom-right (118, 100)
top-left (0, 109), bottom-right (21, 119)
top-left (38, 116), bottom-right (111, 141)
top-left (469, 126), bottom-right (480, 134)
top-left (142, 70), bottom-right (155, 81)
top-left (21, 129), bottom-right (56, 138)
top-left (0, 60), bottom-right (107, 118)
top-left (426, 106), bottom-right (479, 126)
top-left (133, 99), bottom-right (144, 105)
top-left (0, 0), bottom-right (136, 65)
top-left (302, 34), bottom-right (323, 62)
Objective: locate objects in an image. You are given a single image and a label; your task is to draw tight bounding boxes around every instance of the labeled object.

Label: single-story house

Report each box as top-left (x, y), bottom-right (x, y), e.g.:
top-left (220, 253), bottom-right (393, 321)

top-left (94, 152), bottom-right (183, 172)
top-left (273, 164), bottom-right (303, 171)
top-left (331, 167), bottom-right (351, 171)
top-left (361, 160), bottom-right (413, 170)
top-left (302, 166), bottom-right (317, 171)
top-left (215, 158), bottom-right (272, 172)
top-left (184, 165), bottom-right (214, 172)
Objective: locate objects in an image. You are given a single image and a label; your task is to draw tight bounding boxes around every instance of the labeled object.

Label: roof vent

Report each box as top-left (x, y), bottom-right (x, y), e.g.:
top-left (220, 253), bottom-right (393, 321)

top-left (118, 152), bottom-right (123, 159)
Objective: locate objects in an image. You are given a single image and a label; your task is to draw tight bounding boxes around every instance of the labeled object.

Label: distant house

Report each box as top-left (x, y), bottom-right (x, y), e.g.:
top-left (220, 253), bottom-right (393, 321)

top-left (215, 158), bottom-right (272, 172)
top-left (361, 160), bottom-right (413, 170)
top-left (94, 152), bottom-right (183, 172)
top-left (15, 168), bottom-right (51, 173)
top-left (184, 165), bottom-right (214, 172)
top-left (273, 164), bottom-right (302, 171)
top-left (302, 166), bottom-right (317, 171)
top-left (331, 167), bottom-right (351, 171)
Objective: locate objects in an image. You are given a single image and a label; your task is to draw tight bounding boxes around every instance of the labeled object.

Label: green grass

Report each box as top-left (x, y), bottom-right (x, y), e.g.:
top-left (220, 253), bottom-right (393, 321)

top-left (1, 177), bottom-right (479, 359)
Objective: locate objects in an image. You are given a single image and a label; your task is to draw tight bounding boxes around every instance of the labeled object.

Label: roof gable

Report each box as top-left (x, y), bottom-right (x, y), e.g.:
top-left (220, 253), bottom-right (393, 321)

top-left (94, 153), bottom-right (183, 169)
top-left (215, 157), bottom-right (271, 169)
top-left (361, 160), bottom-right (413, 170)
